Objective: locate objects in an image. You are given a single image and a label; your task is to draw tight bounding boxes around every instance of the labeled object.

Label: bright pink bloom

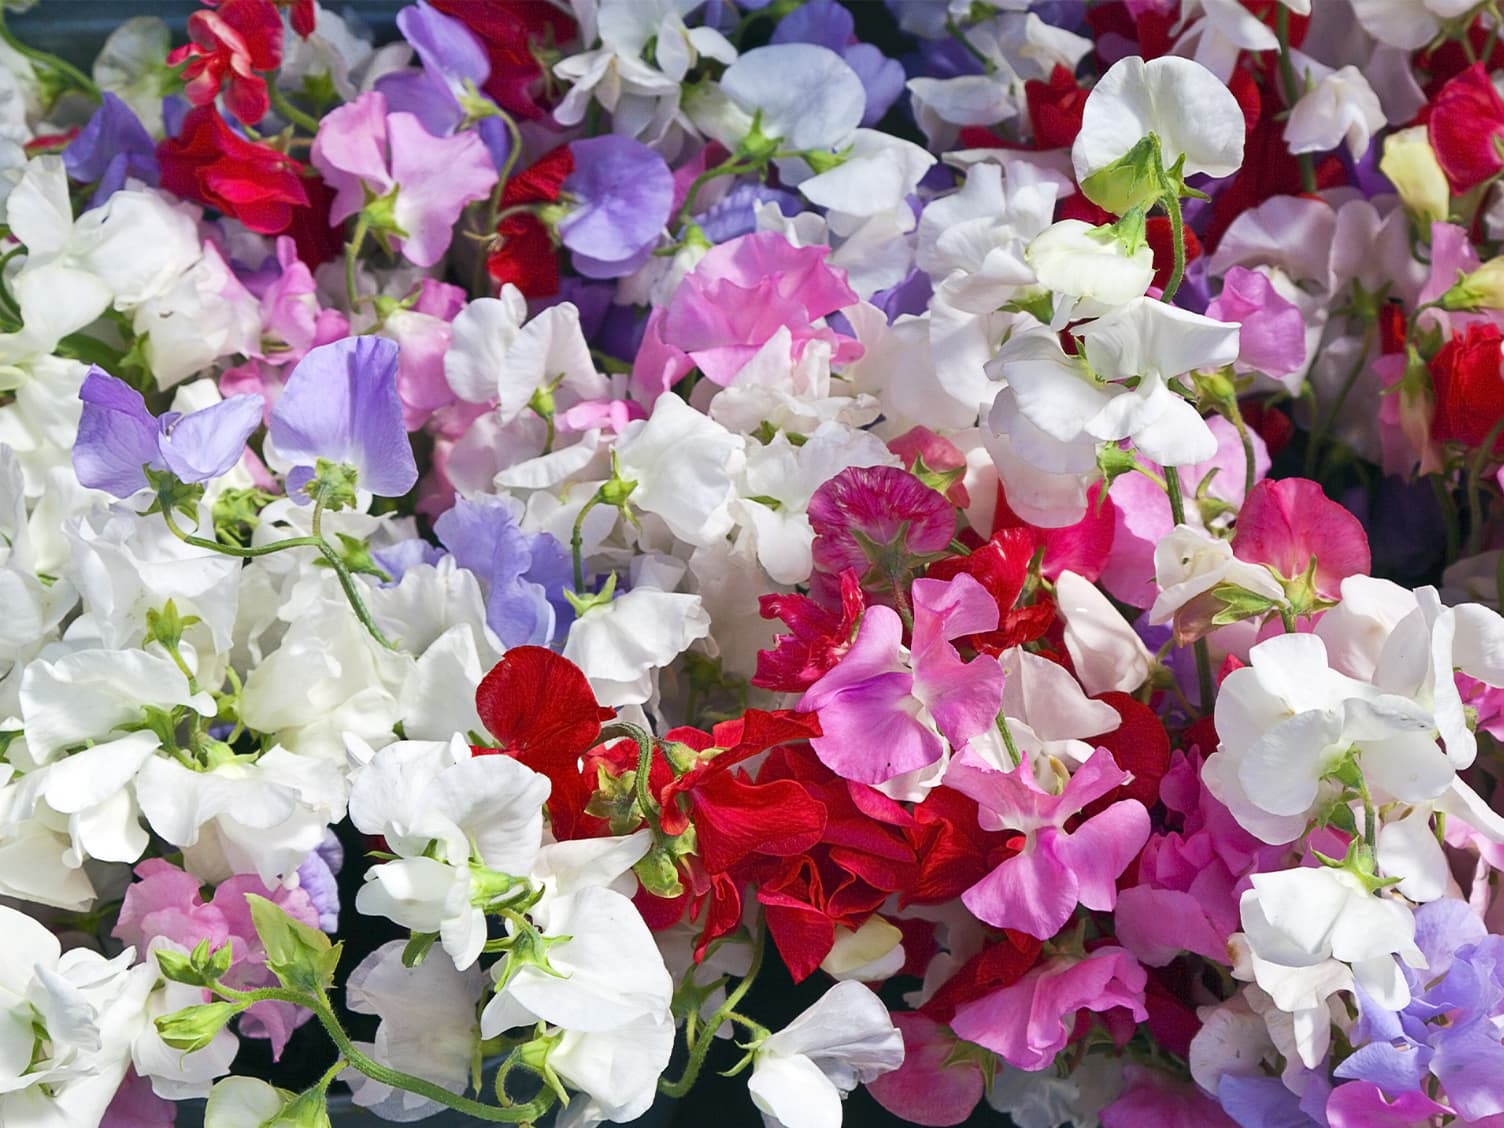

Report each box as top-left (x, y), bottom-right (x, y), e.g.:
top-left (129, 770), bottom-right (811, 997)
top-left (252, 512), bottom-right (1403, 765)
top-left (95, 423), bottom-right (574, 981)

top-left (1205, 267), bottom-right (1307, 380)
top-left (799, 574), bottom-right (1005, 787)
top-left (380, 277), bottom-right (467, 428)
top-left (1101, 416), bottom-right (1269, 608)
top-left (949, 946), bottom-right (1148, 1071)
top-left (167, 0), bottom-right (283, 125)
top-left (888, 426), bottom-right (970, 507)
top-left (808, 465), bottom-right (955, 605)
top-left (1230, 477), bottom-right (1370, 600)
top-left (113, 859), bottom-right (320, 1058)
top-left (948, 748), bottom-right (1150, 939)
top-left (1101, 1066), bottom-right (1239, 1128)
top-left (865, 1012), bottom-right (985, 1126)
top-left (1428, 62), bottom-right (1504, 193)
top-left (311, 90), bottom-right (496, 268)
top-left (630, 231), bottom-right (862, 401)
top-left (1326, 1082), bottom-right (1452, 1128)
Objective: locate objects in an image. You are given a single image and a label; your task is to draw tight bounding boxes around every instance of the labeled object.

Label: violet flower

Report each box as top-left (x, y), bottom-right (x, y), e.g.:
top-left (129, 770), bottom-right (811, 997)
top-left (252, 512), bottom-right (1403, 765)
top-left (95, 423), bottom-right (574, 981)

top-left (433, 494), bottom-right (573, 647)
top-left (267, 337), bottom-right (419, 500)
top-left (771, 0), bottom-right (904, 126)
top-left (559, 135), bottom-right (674, 279)
top-left (72, 367), bottom-right (263, 498)
top-left (62, 92), bottom-right (159, 208)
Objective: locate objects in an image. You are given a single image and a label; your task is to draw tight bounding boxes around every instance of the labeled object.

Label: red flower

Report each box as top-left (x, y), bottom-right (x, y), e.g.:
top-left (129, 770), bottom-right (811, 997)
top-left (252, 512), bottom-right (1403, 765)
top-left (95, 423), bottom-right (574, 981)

top-left (474, 646), bottom-right (614, 840)
top-left (486, 146), bottom-right (574, 300)
top-left (1430, 322), bottom-right (1504, 451)
top-left (753, 569), bottom-right (865, 692)
top-left (1025, 65), bottom-right (1088, 149)
top-left (281, 0), bottom-right (316, 37)
top-left (917, 931), bottom-right (1043, 1025)
top-left (427, 0), bottom-right (577, 121)
top-left (1084, 692), bottom-right (1172, 814)
top-left (992, 479), bottom-right (1117, 583)
top-left (1230, 478), bottom-right (1371, 601)
top-left (926, 527), bottom-right (1054, 654)
top-left (167, 0), bottom-right (284, 125)
top-left (903, 787), bottom-right (1020, 907)
top-left (158, 106), bottom-right (310, 234)
top-left (1428, 64), bottom-right (1504, 193)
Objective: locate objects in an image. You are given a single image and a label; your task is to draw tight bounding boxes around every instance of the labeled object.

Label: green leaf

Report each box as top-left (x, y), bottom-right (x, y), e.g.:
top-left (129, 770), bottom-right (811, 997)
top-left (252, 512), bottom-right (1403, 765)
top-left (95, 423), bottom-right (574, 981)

top-left (245, 894), bottom-right (342, 995)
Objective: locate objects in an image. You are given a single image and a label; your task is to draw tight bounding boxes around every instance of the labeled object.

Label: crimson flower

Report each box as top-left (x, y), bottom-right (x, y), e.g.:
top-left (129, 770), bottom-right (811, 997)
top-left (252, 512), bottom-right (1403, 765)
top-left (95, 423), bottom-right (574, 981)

top-left (808, 466), bottom-right (954, 608)
top-left (1430, 322), bottom-right (1504, 452)
top-left (427, 0), bottom-right (577, 121)
top-left (158, 106), bottom-right (309, 235)
top-left (1428, 63), bottom-right (1504, 193)
top-left (487, 146), bottom-right (574, 300)
top-left (754, 569), bottom-right (865, 692)
top-left (474, 646), bottom-right (613, 840)
top-left (168, 0), bottom-right (284, 125)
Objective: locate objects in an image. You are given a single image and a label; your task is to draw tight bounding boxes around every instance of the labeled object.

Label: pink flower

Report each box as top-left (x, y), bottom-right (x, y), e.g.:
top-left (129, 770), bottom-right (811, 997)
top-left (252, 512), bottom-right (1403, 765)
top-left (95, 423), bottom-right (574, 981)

top-left (1230, 477), bottom-right (1371, 601)
top-left (799, 573), bottom-right (1005, 788)
top-left (1326, 1082), bottom-right (1452, 1128)
top-left (1101, 1066), bottom-right (1239, 1128)
top-left (947, 748), bottom-right (1150, 939)
top-left (630, 231), bottom-right (862, 401)
top-left (949, 946), bottom-right (1148, 1071)
top-left (1205, 267), bottom-right (1308, 383)
top-left (380, 277), bottom-right (467, 429)
top-left (865, 1012), bottom-right (985, 1126)
top-left (311, 90), bottom-right (496, 268)
top-left (113, 859), bottom-right (321, 1059)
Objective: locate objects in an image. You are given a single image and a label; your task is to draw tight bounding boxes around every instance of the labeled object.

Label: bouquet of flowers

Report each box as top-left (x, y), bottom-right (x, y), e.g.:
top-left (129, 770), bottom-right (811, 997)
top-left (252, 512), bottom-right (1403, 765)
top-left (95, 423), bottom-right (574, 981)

top-left (3, 0), bottom-right (1504, 1125)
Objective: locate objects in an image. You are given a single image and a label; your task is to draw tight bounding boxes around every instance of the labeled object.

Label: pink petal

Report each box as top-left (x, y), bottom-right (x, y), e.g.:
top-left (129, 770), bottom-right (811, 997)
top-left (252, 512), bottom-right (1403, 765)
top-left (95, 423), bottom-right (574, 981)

top-left (865, 1013), bottom-right (984, 1127)
top-left (962, 829), bottom-right (1081, 938)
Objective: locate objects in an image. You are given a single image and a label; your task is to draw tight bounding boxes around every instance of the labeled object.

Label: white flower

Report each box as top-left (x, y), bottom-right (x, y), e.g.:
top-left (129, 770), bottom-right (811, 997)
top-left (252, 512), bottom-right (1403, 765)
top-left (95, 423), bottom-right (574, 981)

top-left (1055, 570), bottom-right (1154, 696)
top-left (1025, 218), bottom-right (1155, 328)
top-left (1148, 524), bottom-right (1286, 629)
top-left (614, 393), bottom-right (746, 548)
top-left (1284, 63), bottom-right (1385, 160)
top-left (719, 44), bottom-right (864, 153)
top-left (982, 386), bottom-right (1100, 529)
top-left (131, 242), bottom-right (261, 390)
top-left (748, 981), bottom-right (903, 1128)
top-left (562, 577), bottom-right (711, 707)
top-left (480, 885), bottom-right (672, 1037)
top-left (1071, 55), bottom-right (1245, 186)
top-left (348, 735), bottom-right (550, 970)
top-left (796, 130), bottom-right (936, 218)
top-left (550, 1011), bottom-right (676, 1127)
top-left (1350, 0), bottom-right (1465, 49)
top-left (343, 940), bottom-right (486, 1122)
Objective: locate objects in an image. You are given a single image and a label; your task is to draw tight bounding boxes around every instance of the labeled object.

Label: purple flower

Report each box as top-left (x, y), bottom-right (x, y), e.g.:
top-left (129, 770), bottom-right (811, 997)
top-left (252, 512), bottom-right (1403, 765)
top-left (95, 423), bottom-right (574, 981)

top-left (63, 92), bottom-right (159, 208)
top-left (434, 494), bottom-right (572, 647)
top-left (697, 183), bottom-right (802, 244)
top-left (268, 337), bottom-right (419, 499)
top-left (775, 0), bottom-right (903, 124)
top-left (372, 537), bottom-right (445, 585)
top-left (560, 136), bottom-right (674, 279)
top-left (295, 831), bottom-right (344, 933)
top-left (72, 367), bottom-right (263, 497)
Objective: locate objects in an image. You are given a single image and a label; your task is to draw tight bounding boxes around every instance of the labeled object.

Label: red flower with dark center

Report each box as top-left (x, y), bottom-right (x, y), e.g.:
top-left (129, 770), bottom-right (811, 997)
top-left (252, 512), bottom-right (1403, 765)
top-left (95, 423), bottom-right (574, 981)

top-left (167, 0), bottom-right (284, 125)
top-left (1428, 63), bottom-right (1504, 193)
top-left (1430, 322), bottom-right (1504, 451)
top-left (157, 106), bottom-right (309, 234)
top-left (473, 646), bottom-right (614, 840)
top-left (486, 146), bottom-right (574, 299)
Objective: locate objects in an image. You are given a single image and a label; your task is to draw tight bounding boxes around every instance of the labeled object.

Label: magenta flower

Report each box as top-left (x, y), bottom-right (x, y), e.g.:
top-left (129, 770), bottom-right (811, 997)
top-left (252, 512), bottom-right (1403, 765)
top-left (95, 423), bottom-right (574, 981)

top-left (1205, 266), bottom-right (1308, 382)
top-left (865, 1012), bottom-right (985, 1125)
top-left (1230, 477), bottom-right (1371, 601)
top-left (949, 946), bottom-right (1148, 1071)
top-left (808, 465), bottom-right (955, 604)
top-left (630, 231), bottom-right (862, 400)
top-left (113, 859), bottom-right (321, 1058)
top-left (948, 748), bottom-right (1151, 940)
top-left (311, 90), bottom-right (496, 268)
top-left (799, 573), bottom-right (1004, 787)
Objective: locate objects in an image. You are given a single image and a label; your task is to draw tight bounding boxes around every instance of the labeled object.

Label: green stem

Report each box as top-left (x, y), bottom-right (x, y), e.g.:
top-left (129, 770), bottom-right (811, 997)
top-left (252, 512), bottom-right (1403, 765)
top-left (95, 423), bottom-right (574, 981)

top-left (676, 159), bottom-right (752, 228)
top-left (1158, 188), bottom-right (1187, 304)
top-left (995, 713), bottom-right (1022, 770)
top-left (229, 988), bottom-right (552, 1123)
top-left (268, 83), bottom-right (322, 134)
top-left (345, 211), bottom-right (371, 311)
top-left (1304, 328), bottom-right (1373, 479)
top-left (571, 490), bottom-right (607, 593)
top-left (1229, 403), bottom-right (1258, 500)
top-left (0, 11), bottom-right (100, 98)
top-left (1463, 415), bottom-right (1504, 557)
top-left (1165, 468), bottom-right (1215, 711)
top-left (486, 111), bottom-right (525, 231)
top-left (601, 720), bottom-right (662, 837)
top-left (660, 927), bottom-right (766, 1099)
top-left (1432, 474), bottom-right (1462, 564)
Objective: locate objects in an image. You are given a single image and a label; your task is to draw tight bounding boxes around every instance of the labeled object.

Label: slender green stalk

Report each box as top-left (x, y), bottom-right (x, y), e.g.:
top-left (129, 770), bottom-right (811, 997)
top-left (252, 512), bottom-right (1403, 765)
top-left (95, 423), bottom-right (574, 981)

top-left (1158, 189), bottom-right (1187, 304)
top-left (660, 928), bottom-right (766, 1099)
top-left (1274, 8), bottom-right (1317, 193)
top-left (1229, 405), bottom-right (1257, 500)
top-left (571, 491), bottom-right (607, 593)
top-left (345, 212), bottom-right (371, 311)
top-left (0, 11), bottom-right (100, 98)
top-left (268, 83), bottom-right (322, 134)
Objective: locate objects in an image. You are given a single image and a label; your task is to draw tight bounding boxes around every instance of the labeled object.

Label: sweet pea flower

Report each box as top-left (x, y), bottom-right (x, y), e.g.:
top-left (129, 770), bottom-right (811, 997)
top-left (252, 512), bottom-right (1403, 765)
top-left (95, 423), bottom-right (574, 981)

top-left (1230, 477), bottom-right (1371, 603)
top-left (769, 0), bottom-right (905, 126)
top-left (267, 336), bottom-right (419, 500)
top-left (1283, 63), bottom-right (1385, 162)
top-left (806, 464), bottom-right (955, 601)
top-left (631, 231), bottom-right (861, 400)
top-left (1204, 267), bottom-right (1309, 384)
top-left (1072, 55), bottom-right (1245, 210)
top-left (799, 573), bottom-right (1005, 793)
top-left (747, 981), bottom-right (904, 1128)
top-left (62, 92), bottom-right (159, 208)
top-left (947, 747), bottom-right (1151, 939)
top-left (167, 0), bottom-right (284, 125)
top-left (311, 90), bottom-right (496, 268)
top-left (559, 135), bottom-right (674, 279)
top-left (715, 43), bottom-right (865, 154)
top-left (72, 366), bottom-right (263, 497)
top-left (950, 946), bottom-right (1148, 1072)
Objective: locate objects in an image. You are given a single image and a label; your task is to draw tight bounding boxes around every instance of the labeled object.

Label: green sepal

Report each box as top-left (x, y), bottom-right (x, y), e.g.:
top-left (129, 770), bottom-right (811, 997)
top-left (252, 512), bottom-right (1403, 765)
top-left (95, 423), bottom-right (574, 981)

top-left (154, 1000), bottom-right (244, 1052)
top-left (246, 894), bottom-right (342, 995)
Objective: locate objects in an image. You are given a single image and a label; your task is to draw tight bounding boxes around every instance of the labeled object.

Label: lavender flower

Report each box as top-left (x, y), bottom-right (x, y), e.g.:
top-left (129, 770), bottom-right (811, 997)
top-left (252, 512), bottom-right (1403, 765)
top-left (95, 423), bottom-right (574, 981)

top-left (772, 0), bottom-right (904, 126)
top-left (560, 136), bottom-right (674, 279)
top-left (72, 367), bottom-right (262, 497)
top-left (268, 337), bottom-right (419, 500)
top-left (62, 92), bottom-right (159, 208)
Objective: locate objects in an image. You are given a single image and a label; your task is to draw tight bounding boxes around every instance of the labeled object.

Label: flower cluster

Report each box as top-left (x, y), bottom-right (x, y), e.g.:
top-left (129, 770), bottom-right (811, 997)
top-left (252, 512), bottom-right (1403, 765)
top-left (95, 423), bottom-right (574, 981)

top-left (2, 1), bottom-right (1504, 1126)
